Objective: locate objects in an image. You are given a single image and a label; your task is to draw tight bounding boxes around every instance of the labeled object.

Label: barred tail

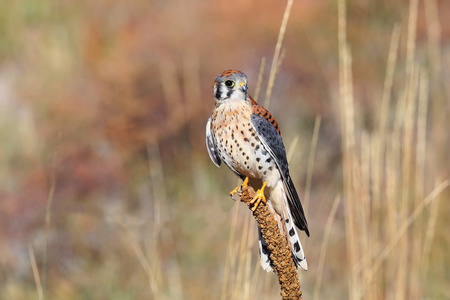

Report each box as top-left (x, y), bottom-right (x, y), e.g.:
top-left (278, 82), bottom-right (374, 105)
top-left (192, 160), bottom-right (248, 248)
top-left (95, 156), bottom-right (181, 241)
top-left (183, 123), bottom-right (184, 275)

top-left (284, 209), bottom-right (308, 270)
top-left (258, 205), bottom-right (308, 271)
top-left (281, 186), bottom-right (308, 271)
top-left (258, 226), bottom-right (274, 272)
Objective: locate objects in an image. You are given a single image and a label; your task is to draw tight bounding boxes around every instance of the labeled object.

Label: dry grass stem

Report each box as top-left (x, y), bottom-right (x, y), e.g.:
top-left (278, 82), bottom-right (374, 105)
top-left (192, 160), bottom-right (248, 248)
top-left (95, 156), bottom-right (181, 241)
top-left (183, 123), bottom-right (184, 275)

top-left (126, 230), bottom-right (159, 295)
top-left (238, 183), bottom-right (302, 300)
top-left (337, 0), bottom-right (359, 298)
top-left (42, 146), bottom-right (59, 299)
top-left (424, 0), bottom-right (442, 75)
top-left (265, 0), bottom-right (293, 108)
top-left (303, 115), bottom-right (321, 214)
top-left (356, 179), bottom-right (450, 298)
top-left (221, 202), bottom-right (240, 300)
top-left (313, 195), bottom-right (341, 300)
top-left (420, 189), bottom-right (441, 285)
top-left (222, 203), bottom-right (259, 300)
top-left (254, 57), bottom-right (266, 101)
top-left (334, 0), bottom-right (448, 298)
top-left (287, 135), bottom-right (299, 162)
top-left (409, 68), bottom-right (429, 299)
top-left (28, 244), bottom-right (44, 300)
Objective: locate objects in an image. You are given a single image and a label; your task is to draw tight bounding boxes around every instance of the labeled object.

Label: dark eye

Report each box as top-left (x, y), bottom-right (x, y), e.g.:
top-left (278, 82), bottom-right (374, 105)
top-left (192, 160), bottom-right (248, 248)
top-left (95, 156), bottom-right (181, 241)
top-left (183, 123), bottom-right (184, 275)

top-left (225, 80), bottom-right (235, 87)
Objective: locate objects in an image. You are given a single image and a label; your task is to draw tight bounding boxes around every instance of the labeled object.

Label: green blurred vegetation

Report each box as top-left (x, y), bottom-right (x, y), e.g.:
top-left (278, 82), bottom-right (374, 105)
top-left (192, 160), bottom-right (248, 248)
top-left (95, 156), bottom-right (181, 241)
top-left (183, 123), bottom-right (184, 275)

top-left (0, 0), bottom-right (449, 299)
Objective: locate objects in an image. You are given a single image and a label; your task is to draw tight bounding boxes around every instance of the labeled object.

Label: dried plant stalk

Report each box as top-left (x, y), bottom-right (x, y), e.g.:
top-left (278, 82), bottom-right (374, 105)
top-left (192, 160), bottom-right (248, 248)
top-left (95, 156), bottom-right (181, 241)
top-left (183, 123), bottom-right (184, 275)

top-left (238, 184), bottom-right (302, 300)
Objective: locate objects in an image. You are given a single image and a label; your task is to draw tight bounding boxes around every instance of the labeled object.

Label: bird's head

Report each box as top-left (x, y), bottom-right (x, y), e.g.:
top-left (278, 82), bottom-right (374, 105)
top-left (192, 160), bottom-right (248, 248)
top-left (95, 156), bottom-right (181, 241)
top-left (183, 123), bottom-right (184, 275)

top-left (213, 70), bottom-right (248, 102)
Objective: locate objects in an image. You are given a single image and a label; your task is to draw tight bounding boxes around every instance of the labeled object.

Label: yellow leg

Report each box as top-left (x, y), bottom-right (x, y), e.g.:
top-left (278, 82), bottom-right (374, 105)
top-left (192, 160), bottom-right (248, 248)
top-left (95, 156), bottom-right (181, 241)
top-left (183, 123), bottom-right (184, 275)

top-left (249, 181), bottom-right (267, 211)
top-left (230, 177), bottom-right (249, 197)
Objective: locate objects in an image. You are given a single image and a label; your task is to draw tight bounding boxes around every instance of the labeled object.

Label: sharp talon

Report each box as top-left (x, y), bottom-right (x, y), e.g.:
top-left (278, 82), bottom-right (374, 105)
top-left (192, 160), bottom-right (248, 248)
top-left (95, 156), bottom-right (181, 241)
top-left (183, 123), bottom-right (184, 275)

top-left (229, 177), bottom-right (250, 199)
top-left (229, 186), bottom-right (240, 198)
top-left (249, 181), bottom-right (267, 211)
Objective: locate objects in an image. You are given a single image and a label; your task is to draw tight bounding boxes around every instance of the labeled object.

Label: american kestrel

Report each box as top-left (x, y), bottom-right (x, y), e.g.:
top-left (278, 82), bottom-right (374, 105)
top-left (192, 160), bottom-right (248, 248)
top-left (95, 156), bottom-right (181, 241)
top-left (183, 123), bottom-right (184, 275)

top-left (206, 70), bottom-right (309, 271)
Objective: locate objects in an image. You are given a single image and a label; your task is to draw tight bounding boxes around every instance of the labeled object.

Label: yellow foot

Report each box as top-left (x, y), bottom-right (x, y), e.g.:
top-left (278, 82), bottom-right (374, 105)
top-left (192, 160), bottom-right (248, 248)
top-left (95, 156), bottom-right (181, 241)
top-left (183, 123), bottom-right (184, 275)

top-left (229, 177), bottom-right (249, 198)
top-left (249, 181), bottom-right (267, 211)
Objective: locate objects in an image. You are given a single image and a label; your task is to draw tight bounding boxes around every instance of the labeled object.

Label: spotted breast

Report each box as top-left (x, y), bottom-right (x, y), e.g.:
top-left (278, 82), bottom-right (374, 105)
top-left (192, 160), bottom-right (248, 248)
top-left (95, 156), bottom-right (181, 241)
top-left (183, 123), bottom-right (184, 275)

top-left (210, 98), bottom-right (278, 183)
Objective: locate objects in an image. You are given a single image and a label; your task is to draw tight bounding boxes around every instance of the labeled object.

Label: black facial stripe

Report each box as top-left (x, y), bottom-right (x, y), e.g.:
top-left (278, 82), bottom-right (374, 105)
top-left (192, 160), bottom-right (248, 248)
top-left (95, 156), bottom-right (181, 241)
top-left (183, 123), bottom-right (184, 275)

top-left (215, 84), bottom-right (221, 99)
top-left (226, 87), bottom-right (233, 98)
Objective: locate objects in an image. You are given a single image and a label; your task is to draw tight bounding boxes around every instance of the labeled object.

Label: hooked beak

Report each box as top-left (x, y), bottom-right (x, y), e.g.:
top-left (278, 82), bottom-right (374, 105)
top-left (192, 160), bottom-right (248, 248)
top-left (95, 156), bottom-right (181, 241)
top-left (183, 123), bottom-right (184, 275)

top-left (238, 82), bottom-right (248, 93)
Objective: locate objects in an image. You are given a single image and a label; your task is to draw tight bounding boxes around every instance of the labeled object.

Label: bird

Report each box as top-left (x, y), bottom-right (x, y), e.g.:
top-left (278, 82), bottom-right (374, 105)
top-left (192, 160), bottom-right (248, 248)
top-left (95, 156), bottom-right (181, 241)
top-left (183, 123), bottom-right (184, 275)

top-left (206, 69), bottom-right (309, 271)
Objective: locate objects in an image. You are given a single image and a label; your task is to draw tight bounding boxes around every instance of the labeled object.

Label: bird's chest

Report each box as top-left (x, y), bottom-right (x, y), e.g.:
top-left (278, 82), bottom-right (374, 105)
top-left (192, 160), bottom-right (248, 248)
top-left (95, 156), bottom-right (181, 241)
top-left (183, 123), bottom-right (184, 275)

top-left (211, 102), bottom-right (277, 180)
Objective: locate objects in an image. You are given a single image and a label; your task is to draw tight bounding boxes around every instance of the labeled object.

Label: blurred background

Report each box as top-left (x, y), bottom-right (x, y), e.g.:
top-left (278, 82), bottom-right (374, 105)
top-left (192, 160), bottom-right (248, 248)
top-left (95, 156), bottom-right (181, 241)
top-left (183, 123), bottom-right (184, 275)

top-left (0, 0), bottom-right (449, 299)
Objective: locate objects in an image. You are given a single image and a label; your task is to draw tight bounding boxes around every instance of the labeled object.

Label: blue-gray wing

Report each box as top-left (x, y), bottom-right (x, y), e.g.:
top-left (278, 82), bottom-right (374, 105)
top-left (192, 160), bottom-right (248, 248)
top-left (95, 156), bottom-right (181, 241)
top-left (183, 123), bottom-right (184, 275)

top-left (250, 113), bottom-right (309, 236)
top-left (206, 117), bottom-right (221, 168)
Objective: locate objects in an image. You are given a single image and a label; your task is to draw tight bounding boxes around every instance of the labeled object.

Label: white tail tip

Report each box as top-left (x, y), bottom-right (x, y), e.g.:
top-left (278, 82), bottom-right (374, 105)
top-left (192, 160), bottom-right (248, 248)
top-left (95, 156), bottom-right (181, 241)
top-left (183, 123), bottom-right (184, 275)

top-left (299, 259), bottom-right (308, 271)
